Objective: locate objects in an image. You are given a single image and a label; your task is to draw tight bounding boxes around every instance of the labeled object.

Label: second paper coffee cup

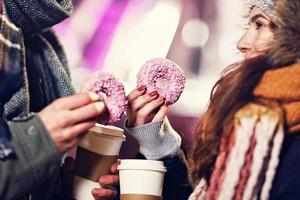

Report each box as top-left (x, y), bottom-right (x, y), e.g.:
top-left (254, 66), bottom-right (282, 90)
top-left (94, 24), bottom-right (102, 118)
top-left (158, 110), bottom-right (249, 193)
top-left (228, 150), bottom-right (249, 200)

top-left (118, 159), bottom-right (167, 200)
top-left (73, 123), bottom-right (126, 200)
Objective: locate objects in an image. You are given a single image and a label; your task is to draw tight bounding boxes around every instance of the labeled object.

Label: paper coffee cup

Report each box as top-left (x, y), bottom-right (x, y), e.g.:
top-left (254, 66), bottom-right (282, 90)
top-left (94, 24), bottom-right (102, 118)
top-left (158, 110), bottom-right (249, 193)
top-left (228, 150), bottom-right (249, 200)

top-left (118, 159), bottom-right (167, 200)
top-left (73, 123), bottom-right (126, 200)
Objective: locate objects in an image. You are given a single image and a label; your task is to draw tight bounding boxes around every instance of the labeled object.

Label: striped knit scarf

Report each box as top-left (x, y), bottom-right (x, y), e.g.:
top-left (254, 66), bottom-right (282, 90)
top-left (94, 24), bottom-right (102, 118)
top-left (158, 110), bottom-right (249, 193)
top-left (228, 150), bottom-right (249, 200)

top-left (189, 63), bottom-right (300, 200)
top-left (0, 0), bottom-right (74, 159)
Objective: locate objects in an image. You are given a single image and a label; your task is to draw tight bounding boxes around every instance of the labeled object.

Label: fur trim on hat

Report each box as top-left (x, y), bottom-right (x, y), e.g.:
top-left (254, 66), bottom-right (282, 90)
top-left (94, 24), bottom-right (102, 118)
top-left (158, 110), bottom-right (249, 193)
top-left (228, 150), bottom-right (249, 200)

top-left (269, 0), bottom-right (300, 66)
top-left (245, 0), bottom-right (276, 18)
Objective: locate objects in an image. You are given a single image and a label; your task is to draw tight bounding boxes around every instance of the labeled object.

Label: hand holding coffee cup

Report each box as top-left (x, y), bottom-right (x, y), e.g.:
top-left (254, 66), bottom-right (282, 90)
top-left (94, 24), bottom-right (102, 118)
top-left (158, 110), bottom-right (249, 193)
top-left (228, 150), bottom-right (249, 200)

top-left (92, 160), bottom-right (120, 199)
top-left (72, 72), bottom-right (128, 199)
top-left (73, 124), bottom-right (126, 200)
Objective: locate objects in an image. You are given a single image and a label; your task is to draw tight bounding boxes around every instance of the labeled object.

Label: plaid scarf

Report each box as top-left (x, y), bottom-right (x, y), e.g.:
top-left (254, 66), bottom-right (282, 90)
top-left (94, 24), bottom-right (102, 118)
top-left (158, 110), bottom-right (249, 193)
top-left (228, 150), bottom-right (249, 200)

top-left (0, 0), bottom-right (74, 159)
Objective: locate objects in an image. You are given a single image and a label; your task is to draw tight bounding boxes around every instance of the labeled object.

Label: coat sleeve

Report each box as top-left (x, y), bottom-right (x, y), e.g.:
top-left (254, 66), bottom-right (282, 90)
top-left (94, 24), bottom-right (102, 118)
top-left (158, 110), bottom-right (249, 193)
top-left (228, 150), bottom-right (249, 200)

top-left (125, 117), bottom-right (182, 160)
top-left (0, 117), bottom-right (14, 158)
top-left (0, 114), bottom-right (62, 199)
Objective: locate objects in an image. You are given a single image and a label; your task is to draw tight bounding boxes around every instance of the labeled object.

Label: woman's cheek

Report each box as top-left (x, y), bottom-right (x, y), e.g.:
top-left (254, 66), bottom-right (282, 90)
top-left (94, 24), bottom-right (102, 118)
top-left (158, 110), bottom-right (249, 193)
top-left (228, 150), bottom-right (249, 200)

top-left (254, 31), bottom-right (274, 52)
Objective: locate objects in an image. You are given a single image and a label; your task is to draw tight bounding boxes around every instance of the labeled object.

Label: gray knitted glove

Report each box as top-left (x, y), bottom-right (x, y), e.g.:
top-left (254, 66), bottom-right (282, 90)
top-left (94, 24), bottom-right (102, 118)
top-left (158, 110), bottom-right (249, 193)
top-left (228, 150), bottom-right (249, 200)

top-left (125, 118), bottom-right (181, 160)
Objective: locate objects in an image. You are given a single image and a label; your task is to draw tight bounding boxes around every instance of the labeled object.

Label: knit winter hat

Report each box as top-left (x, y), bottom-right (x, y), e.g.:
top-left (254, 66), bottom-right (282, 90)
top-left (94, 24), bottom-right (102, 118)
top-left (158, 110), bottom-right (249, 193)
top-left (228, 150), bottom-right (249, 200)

top-left (245, 0), bottom-right (277, 18)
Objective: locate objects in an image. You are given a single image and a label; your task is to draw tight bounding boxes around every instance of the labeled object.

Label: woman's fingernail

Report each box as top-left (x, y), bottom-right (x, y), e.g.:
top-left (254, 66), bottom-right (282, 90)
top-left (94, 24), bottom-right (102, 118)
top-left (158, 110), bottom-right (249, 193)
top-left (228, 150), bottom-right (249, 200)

top-left (89, 92), bottom-right (100, 101)
top-left (150, 91), bottom-right (158, 97)
top-left (138, 86), bottom-right (146, 92)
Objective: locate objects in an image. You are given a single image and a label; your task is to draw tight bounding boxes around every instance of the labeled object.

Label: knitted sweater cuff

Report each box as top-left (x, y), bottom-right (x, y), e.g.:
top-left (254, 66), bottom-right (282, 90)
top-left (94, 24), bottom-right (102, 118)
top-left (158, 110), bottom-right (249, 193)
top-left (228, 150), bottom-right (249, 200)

top-left (125, 118), bottom-right (181, 160)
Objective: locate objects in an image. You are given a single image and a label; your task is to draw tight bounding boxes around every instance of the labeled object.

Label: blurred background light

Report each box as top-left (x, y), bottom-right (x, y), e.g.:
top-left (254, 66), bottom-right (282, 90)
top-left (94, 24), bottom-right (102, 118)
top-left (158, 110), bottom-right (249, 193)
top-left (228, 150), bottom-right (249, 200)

top-left (181, 19), bottom-right (209, 48)
top-left (103, 0), bottom-right (181, 91)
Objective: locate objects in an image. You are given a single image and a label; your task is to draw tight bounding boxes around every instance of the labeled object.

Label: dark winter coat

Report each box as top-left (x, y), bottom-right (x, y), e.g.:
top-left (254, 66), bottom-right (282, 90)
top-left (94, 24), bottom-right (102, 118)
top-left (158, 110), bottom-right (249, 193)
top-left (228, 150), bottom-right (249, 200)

top-left (0, 0), bottom-right (74, 199)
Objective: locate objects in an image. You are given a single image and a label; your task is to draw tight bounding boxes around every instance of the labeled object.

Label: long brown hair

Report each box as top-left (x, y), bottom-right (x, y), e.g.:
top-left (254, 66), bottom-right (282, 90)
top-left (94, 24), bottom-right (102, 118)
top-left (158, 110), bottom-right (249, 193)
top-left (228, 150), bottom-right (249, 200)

top-left (188, 55), bottom-right (274, 185)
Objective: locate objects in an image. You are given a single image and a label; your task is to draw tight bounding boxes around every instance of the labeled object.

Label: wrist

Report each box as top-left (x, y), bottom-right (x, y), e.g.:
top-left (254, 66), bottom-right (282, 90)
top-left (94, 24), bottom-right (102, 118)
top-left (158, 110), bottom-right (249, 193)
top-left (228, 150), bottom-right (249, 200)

top-left (125, 118), bottom-right (181, 160)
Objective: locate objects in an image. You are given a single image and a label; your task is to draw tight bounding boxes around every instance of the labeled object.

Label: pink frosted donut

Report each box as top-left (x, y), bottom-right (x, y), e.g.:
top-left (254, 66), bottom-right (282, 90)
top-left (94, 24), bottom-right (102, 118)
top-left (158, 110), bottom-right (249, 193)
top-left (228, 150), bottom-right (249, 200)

top-left (82, 72), bottom-right (127, 125)
top-left (137, 58), bottom-right (186, 105)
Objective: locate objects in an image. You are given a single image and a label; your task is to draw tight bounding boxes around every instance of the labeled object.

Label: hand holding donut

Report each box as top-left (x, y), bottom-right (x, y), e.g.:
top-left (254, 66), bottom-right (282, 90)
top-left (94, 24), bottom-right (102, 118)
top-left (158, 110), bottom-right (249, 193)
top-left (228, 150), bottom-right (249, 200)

top-left (38, 93), bottom-right (105, 154)
top-left (127, 87), bottom-right (169, 127)
top-left (81, 58), bottom-right (185, 127)
top-left (137, 58), bottom-right (186, 105)
top-left (127, 58), bottom-right (186, 127)
top-left (81, 72), bottom-right (127, 125)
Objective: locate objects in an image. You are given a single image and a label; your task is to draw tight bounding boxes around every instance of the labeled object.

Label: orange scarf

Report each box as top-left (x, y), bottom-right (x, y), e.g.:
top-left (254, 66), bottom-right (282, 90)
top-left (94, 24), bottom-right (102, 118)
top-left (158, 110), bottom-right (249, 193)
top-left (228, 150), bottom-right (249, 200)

top-left (254, 63), bottom-right (300, 133)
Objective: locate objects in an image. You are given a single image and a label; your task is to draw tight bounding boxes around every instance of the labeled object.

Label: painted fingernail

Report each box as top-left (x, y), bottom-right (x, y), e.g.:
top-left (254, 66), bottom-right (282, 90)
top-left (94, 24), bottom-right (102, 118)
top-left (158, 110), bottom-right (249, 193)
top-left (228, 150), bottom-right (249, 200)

top-left (150, 91), bottom-right (158, 97)
top-left (89, 92), bottom-right (100, 101)
top-left (138, 86), bottom-right (146, 92)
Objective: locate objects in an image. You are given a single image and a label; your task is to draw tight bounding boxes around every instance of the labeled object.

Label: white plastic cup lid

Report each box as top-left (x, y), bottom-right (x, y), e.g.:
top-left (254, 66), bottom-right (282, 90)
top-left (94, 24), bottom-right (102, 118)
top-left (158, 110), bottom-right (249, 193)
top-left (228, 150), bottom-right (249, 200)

top-left (118, 159), bottom-right (167, 172)
top-left (89, 123), bottom-right (125, 139)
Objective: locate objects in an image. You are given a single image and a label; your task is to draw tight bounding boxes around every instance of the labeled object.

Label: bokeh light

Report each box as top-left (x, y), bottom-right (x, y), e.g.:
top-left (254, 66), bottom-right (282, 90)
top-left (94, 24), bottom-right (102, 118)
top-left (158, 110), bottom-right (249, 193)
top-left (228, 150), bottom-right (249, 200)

top-left (182, 19), bottom-right (210, 48)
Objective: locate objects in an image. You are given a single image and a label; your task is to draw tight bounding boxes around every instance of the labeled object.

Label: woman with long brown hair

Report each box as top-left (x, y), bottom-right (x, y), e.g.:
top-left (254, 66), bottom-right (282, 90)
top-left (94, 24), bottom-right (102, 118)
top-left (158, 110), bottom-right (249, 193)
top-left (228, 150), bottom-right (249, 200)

top-left (98, 0), bottom-right (300, 199)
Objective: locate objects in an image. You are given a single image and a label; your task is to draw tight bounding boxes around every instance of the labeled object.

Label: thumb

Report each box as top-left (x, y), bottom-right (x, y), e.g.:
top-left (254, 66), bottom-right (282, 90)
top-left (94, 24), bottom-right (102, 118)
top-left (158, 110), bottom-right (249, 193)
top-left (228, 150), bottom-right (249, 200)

top-left (152, 105), bottom-right (170, 122)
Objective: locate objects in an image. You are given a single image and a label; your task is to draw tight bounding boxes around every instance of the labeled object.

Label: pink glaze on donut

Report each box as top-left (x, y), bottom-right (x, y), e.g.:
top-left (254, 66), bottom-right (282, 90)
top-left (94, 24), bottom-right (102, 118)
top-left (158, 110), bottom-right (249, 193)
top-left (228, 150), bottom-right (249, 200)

top-left (83, 72), bottom-right (127, 125)
top-left (137, 58), bottom-right (186, 105)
